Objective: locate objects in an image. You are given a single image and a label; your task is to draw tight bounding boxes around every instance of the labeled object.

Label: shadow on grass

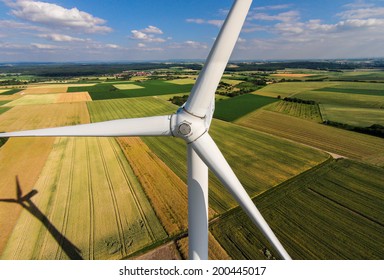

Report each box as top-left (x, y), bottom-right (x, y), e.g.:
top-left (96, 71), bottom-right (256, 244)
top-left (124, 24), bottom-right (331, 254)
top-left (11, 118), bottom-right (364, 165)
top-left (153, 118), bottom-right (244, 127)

top-left (0, 176), bottom-right (83, 260)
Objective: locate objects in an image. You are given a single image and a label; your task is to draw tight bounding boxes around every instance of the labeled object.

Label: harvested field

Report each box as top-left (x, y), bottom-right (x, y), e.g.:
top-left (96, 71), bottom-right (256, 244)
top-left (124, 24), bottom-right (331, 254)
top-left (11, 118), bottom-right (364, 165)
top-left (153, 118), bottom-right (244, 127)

top-left (1, 137), bottom-right (167, 260)
top-left (0, 101), bottom-right (90, 256)
top-left (236, 110), bottom-right (384, 166)
top-left (113, 84), bottom-right (144, 90)
top-left (0, 138), bottom-right (54, 254)
top-left (165, 78), bottom-right (195, 85)
top-left (57, 92), bottom-right (92, 103)
top-left (4, 94), bottom-right (58, 106)
top-left (211, 159), bottom-right (384, 259)
top-left (0, 102), bottom-right (90, 132)
top-left (21, 86), bottom-right (68, 94)
top-left (117, 137), bottom-right (191, 235)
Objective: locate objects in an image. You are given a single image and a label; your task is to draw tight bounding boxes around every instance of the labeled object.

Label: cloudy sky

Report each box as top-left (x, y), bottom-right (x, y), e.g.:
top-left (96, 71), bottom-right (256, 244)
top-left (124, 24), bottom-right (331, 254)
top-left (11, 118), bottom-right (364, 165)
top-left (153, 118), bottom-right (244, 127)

top-left (1, 0), bottom-right (384, 62)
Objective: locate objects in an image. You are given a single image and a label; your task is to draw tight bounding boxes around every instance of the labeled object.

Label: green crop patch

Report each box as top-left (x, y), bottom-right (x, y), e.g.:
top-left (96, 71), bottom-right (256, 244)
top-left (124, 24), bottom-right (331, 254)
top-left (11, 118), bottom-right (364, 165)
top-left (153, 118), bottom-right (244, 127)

top-left (214, 94), bottom-right (277, 122)
top-left (69, 80), bottom-right (193, 100)
top-left (0, 89), bottom-right (23, 95)
top-left (210, 159), bottom-right (384, 259)
top-left (315, 87), bottom-right (384, 96)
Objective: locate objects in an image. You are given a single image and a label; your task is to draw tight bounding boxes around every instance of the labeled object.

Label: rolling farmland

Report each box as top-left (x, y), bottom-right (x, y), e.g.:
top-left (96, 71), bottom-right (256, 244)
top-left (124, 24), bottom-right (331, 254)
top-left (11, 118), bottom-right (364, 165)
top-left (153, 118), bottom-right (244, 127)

top-left (211, 159), bottom-right (384, 259)
top-left (1, 66), bottom-right (383, 260)
top-left (143, 119), bottom-right (329, 213)
top-left (236, 110), bottom-right (384, 166)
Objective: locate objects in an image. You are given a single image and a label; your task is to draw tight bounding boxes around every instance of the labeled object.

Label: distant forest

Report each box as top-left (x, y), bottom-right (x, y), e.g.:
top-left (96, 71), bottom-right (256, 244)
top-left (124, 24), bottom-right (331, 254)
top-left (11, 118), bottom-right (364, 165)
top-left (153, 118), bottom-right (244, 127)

top-left (1, 60), bottom-right (383, 78)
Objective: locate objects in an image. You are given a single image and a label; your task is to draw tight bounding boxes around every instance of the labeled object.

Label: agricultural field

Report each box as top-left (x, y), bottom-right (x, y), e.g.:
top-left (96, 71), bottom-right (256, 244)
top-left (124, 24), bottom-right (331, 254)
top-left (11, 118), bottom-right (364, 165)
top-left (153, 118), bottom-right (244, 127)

top-left (320, 104), bottom-right (384, 127)
top-left (1, 137), bottom-right (167, 259)
top-left (87, 96), bottom-right (176, 122)
top-left (87, 96), bottom-right (328, 214)
top-left (143, 119), bottom-right (329, 213)
top-left (0, 101), bottom-right (90, 255)
top-left (236, 110), bottom-right (384, 166)
top-left (211, 159), bottom-right (384, 259)
top-left (266, 100), bottom-right (322, 122)
top-left (1, 66), bottom-right (384, 260)
top-left (68, 80), bottom-right (193, 100)
top-left (0, 103), bottom-right (90, 131)
top-left (165, 78), bottom-right (195, 85)
top-left (214, 94), bottom-right (277, 122)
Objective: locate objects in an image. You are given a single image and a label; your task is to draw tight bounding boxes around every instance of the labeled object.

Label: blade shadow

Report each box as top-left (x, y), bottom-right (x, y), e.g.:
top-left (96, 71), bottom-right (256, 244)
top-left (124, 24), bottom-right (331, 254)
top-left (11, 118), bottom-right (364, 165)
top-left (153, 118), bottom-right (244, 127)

top-left (0, 177), bottom-right (83, 260)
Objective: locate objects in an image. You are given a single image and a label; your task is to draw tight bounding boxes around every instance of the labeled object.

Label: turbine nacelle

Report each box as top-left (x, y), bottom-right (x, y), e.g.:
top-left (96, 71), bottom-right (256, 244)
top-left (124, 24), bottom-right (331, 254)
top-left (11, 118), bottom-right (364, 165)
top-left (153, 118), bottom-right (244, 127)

top-left (171, 107), bottom-right (208, 143)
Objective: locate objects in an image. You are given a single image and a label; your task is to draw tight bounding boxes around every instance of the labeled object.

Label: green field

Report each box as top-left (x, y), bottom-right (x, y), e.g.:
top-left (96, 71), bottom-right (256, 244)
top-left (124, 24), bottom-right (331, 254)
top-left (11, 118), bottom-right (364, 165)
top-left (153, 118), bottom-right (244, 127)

top-left (214, 94), bottom-right (277, 122)
top-left (320, 104), bottom-right (384, 126)
top-left (236, 110), bottom-right (384, 166)
top-left (0, 104), bottom-right (11, 115)
top-left (69, 80), bottom-right (193, 100)
top-left (266, 100), bottom-right (322, 122)
top-left (210, 159), bottom-right (384, 259)
top-left (0, 89), bottom-right (23, 95)
top-left (314, 87), bottom-right (384, 96)
top-left (143, 119), bottom-right (329, 213)
top-left (87, 96), bottom-right (176, 122)
top-left (87, 97), bottom-right (328, 213)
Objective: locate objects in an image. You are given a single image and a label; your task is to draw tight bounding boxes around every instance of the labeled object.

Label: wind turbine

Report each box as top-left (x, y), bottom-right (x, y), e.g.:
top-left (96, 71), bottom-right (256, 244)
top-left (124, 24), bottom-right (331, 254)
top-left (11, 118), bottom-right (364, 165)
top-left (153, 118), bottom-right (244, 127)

top-left (0, 0), bottom-right (291, 260)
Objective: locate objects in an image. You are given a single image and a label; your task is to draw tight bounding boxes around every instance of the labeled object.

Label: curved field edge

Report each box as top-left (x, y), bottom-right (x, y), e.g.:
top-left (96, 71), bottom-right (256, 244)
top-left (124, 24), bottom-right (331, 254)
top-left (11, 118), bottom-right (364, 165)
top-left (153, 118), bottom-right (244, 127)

top-left (210, 159), bottom-right (384, 260)
top-left (235, 110), bottom-right (384, 166)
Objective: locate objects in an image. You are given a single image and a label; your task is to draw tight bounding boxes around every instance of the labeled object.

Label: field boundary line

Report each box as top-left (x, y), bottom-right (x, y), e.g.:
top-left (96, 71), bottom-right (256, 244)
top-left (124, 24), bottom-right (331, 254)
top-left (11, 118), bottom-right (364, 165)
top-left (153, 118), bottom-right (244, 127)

top-left (97, 138), bottom-right (126, 257)
top-left (110, 138), bottom-right (156, 242)
top-left (86, 138), bottom-right (95, 260)
top-left (208, 157), bottom-right (334, 226)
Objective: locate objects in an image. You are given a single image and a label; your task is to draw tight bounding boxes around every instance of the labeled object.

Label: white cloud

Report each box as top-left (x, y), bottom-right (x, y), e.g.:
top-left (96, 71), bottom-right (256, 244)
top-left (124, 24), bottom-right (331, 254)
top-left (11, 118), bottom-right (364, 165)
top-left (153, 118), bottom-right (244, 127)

top-left (337, 7), bottom-right (384, 19)
top-left (186, 18), bottom-right (205, 24)
top-left (31, 43), bottom-right (61, 49)
top-left (251, 10), bottom-right (300, 22)
top-left (170, 40), bottom-right (208, 49)
top-left (253, 4), bottom-right (292, 11)
top-left (186, 18), bottom-right (224, 27)
top-left (142, 25), bottom-right (163, 34)
top-left (4, 0), bottom-right (112, 33)
top-left (39, 33), bottom-right (86, 42)
top-left (130, 26), bottom-right (166, 43)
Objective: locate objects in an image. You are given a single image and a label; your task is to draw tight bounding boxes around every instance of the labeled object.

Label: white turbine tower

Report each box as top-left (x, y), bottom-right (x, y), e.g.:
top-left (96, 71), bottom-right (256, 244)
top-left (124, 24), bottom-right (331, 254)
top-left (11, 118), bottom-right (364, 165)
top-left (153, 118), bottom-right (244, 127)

top-left (0, 0), bottom-right (291, 260)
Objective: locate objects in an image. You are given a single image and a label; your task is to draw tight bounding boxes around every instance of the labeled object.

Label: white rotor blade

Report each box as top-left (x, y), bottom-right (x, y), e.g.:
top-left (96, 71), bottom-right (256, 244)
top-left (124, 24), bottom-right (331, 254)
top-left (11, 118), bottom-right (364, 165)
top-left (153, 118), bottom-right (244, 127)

top-left (0, 115), bottom-right (171, 137)
top-left (184, 0), bottom-right (252, 118)
top-left (190, 133), bottom-right (292, 260)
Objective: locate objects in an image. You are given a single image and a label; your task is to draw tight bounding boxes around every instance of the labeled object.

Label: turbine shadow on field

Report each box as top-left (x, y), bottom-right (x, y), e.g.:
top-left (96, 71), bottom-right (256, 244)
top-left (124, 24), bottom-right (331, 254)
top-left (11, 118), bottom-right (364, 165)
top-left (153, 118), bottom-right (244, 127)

top-left (0, 177), bottom-right (83, 260)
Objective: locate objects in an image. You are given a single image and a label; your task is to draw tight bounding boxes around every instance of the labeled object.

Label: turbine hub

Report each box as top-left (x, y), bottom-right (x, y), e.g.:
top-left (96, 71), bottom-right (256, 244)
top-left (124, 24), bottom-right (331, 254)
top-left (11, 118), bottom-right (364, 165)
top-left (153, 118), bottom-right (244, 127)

top-left (171, 108), bottom-right (207, 143)
top-left (178, 123), bottom-right (192, 136)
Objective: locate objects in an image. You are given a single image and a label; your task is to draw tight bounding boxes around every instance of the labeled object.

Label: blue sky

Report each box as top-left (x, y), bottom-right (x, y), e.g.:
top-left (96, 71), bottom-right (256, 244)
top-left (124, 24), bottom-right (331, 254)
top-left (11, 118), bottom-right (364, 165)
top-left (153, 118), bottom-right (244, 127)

top-left (1, 0), bottom-right (384, 62)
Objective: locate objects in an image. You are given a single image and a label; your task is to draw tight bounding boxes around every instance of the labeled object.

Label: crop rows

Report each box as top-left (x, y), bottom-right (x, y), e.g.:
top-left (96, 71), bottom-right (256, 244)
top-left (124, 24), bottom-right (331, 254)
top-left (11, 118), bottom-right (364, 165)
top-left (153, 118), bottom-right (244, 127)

top-left (236, 110), bottom-right (384, 166)
top-left (1, 137), bottom-right (167, 259)
top-left (267, 100), bottom-right (322, 122)
top-left (143, 118), bottom-right (329, 213)
top-left (210, 159), bottom-right (384, 259)
top-left (87, 97), bottom-right (176, 122)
